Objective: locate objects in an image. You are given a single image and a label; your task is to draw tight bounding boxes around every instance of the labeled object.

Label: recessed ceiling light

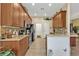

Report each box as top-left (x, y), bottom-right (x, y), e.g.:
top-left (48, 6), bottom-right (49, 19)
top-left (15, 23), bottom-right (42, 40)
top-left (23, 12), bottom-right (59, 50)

top-left (32, 3), bottom-right (35, 6)
top-left (48, 3), bottom-right (52, 7)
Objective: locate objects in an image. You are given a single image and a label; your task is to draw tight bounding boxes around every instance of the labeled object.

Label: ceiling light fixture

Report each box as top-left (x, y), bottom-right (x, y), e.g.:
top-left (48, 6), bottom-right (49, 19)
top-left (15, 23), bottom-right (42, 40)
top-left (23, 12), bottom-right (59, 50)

top-left (32, 3), bottom-right (35, 6)
top-left (48, 3), bottom-right (52, 7)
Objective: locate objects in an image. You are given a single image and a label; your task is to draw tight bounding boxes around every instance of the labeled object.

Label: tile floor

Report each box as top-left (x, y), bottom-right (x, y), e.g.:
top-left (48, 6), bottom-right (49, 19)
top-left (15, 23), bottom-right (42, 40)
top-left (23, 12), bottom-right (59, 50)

top-left (25, 38), bottom-right (46, 56)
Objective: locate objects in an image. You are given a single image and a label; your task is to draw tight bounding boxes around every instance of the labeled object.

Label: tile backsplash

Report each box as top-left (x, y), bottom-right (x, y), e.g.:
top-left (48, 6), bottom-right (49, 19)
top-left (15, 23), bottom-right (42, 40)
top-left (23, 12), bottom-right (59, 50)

top-left (0, 26), bottom-right (20, 38)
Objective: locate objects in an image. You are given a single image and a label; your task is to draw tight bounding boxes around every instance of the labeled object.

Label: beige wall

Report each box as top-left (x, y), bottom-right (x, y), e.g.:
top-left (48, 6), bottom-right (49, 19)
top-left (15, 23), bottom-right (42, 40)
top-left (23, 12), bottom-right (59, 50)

top-left (72, 19), bottom-right (79, 27)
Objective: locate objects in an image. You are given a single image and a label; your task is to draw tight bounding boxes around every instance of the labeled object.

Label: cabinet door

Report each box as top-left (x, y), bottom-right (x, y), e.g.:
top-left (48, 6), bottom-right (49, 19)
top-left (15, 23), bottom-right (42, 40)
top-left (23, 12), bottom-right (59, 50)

top-left (58, 13), bottom-right (62, 27)
top-left (22, 10), bottom-right (25, 27)
top-left (13, 4), bottom-right (19, 27)
top-left (19, 37), bottom-right (29, 55)
top-left (0, 4), bottom-right (1, 25)
top-left (53, 16), bottom-right (58, 28)
top-left (70, 37), bottom-right (76, 47)
top-left (19, 5), bottom-right (21, 27)
top-left (61, 11), bottom-right (66, 28)
top-left (19, 6), bottom-right (24, 27)
top-left (9, 4), bottom-right (14, 26)
top-left (1, 3), bottom-right (13, 26)
top-left (56, 15), bottom-right (59, 28)
top-left (58, 11), bottom-right (66, 28)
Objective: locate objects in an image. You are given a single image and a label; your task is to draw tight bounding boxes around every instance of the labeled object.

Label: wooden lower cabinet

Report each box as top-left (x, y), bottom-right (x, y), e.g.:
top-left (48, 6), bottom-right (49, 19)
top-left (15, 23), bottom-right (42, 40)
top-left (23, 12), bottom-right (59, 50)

top-left (70, 37), bottom-right (76, 47)
top-left (0, 36), bottom-right (29, 56)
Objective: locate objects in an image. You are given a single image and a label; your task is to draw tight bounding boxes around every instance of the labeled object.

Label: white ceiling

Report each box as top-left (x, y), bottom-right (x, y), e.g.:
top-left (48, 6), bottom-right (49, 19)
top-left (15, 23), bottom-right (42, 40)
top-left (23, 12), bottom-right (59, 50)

top-left (22, 3), bottom-right (66, 17)
top-left (70, 3), bottom-right (79, 19)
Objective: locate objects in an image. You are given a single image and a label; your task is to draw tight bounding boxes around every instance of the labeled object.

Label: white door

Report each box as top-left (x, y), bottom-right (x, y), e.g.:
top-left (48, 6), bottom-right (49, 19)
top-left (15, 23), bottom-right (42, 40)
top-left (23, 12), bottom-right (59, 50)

top-left (47, 36), bottom-right (70, 56)
top-left (35, 23), bottom-right (42, 38)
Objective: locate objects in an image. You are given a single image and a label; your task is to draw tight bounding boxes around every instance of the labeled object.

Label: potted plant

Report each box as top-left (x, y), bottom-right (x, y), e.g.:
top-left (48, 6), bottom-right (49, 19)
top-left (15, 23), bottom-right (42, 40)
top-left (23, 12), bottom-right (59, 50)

top-left (44, 17), bottom-right (51, 20)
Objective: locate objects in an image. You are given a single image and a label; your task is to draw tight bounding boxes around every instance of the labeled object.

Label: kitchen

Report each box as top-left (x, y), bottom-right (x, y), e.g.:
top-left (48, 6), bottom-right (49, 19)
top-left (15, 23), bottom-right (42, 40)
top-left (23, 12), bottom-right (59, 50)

top-left (0, 3), bottom-right (70, 56)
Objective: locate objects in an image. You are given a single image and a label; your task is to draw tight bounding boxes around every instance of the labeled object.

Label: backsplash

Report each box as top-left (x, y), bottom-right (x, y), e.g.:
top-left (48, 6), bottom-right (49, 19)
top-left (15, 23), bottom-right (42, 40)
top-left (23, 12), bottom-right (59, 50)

top-left (0, 26), bottom-right (20, 39)
top-left (54, 27), bottom-right (67, 34)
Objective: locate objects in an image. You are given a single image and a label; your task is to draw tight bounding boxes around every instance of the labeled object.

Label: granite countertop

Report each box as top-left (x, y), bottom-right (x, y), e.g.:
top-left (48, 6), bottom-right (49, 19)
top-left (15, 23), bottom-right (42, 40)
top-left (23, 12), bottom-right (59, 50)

top-left (0, 35), bottom-right (29, 41)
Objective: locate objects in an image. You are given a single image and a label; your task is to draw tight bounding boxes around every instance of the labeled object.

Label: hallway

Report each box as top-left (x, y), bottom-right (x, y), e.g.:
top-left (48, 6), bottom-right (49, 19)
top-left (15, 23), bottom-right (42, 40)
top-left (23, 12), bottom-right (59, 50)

top-left (25, 38), bottom-right (46, 56)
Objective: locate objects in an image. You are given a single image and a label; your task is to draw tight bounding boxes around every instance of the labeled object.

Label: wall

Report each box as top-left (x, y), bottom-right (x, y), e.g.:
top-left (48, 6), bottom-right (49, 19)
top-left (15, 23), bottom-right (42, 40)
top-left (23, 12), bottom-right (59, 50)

top-left (70, 4), bottom-right (79, 20)
top-left (72, 19), bottom-right (79, 27)
top-left (70, 4), bottom-right (79, 27)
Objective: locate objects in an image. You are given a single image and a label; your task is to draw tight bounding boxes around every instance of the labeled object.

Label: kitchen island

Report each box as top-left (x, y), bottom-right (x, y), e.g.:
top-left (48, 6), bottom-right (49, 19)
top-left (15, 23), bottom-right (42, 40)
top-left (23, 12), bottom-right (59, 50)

top-left (0, 35), bottom-right (29, 56)
top-left (47, 34), bottom-right (70, 56)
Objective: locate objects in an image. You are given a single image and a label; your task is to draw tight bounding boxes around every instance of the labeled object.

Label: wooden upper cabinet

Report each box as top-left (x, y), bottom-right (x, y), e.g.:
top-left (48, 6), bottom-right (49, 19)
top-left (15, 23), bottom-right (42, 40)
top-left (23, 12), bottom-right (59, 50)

top-left (58, 11), bottom-right (66, 28)
top-left (1, 3), bottom-right (13, 26)
top-left (0, 4), bottom-right (1, 25)
top-left (1, 3), bottom-right (31, 27)
top-left (61, 11), bottom-right (66, 27)
top-left (53, 11), bottom-right (66, 28)
top-left (58, 13), bottom-right (62, 27)
top-left (13, 4), bottom-right (20, 27)
top-left (19, 6), bottom-right (24, 27)
top-left (53, 15), bottom-right (59, 28)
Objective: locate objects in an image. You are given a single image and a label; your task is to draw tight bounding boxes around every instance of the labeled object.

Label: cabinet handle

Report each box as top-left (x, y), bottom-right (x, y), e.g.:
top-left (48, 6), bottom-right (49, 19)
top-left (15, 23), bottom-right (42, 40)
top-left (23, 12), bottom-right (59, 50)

top-left (63, 48), bottom-right (67, 52)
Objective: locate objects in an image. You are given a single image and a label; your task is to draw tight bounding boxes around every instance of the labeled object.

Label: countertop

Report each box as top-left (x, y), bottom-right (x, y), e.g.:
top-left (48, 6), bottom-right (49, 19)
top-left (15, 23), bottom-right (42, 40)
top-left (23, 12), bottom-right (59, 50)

top-left (70, 33), bottom-right (78, 37)
top-left (47, 33), bottom-right (69, 37)
top-left (0, 35), bottom-right (29, 41)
